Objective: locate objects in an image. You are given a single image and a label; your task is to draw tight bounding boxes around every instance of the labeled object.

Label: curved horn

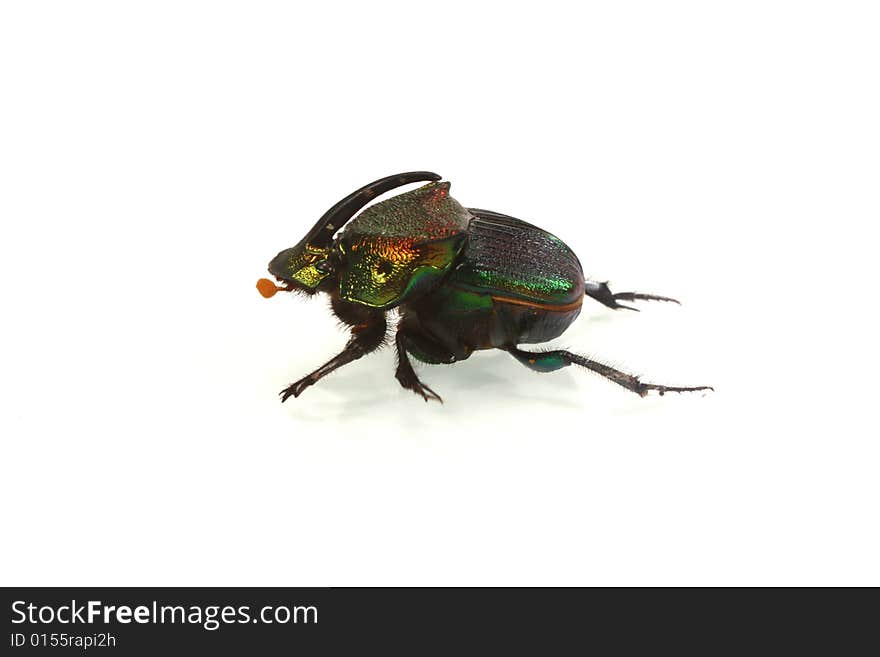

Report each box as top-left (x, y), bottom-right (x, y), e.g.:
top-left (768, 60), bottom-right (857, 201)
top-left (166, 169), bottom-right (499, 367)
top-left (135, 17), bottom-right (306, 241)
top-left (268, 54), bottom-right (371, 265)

top-left (304, 171), bottom-right (441, 247)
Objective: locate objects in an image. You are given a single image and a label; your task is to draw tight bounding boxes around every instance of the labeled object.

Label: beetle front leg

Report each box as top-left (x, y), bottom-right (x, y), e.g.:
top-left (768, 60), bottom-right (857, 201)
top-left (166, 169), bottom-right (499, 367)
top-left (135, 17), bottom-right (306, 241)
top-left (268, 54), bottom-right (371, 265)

top-left (584, 280), bottom-right (680, 312)
top-left (279, 302), bottom-right (387, 402)
top-left (505, 346), bottom-right (713, 397)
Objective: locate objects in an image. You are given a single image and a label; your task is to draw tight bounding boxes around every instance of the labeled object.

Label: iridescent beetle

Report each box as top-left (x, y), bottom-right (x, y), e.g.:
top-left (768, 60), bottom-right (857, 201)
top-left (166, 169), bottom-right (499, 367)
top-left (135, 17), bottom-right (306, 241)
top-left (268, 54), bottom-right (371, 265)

top-left (257, 172), bottom-right (712, 402)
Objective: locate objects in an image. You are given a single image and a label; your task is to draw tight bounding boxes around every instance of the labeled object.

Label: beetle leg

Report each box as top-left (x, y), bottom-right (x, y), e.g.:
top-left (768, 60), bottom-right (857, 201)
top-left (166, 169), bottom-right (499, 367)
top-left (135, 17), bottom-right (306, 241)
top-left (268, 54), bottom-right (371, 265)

top-left (279, 303), bottom-right (387, 402)
top-left (394, 330), bottom-right (444, 403)
top-left (505, 346), bottom-right (713, 397)
top-left (584, 281), bottom-right (680, 312)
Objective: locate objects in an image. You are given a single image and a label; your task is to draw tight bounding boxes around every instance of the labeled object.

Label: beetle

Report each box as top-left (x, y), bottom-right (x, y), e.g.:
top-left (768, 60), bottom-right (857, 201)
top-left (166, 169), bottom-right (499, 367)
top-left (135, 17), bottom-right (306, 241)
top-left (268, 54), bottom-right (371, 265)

top-left (257, 171), bottom-right (712, 402)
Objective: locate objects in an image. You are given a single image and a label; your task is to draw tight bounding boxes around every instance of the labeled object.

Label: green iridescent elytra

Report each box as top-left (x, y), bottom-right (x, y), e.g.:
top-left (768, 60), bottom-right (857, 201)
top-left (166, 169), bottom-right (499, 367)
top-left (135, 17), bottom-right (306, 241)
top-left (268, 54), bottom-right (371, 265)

top-left (444, 210), bottom-right (585, 307)
top-left (264, 171), bottom-right (712, 403)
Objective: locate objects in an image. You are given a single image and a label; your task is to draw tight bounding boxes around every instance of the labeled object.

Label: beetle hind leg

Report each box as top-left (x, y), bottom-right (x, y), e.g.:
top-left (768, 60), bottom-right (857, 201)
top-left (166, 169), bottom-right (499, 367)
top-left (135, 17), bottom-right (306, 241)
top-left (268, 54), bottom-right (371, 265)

top-left (584, 281), bottom-right (680, 312)
top-left (506, 345), bottom-right (713, 397)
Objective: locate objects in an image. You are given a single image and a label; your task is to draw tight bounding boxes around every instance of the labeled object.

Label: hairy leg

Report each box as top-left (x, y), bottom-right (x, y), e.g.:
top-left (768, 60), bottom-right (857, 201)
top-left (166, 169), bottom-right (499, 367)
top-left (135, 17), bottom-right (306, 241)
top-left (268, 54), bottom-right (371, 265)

top-left (279, 298), bottom-right (387, 402)
top-left (506, 345), bottom-right (713, 397)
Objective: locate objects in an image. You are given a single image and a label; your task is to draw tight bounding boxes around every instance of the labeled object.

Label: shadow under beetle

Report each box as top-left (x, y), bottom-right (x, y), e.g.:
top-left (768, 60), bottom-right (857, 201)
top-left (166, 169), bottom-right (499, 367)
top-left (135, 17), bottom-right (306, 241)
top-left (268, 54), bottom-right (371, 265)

top-left (257, 172), bottom-right (712, 402)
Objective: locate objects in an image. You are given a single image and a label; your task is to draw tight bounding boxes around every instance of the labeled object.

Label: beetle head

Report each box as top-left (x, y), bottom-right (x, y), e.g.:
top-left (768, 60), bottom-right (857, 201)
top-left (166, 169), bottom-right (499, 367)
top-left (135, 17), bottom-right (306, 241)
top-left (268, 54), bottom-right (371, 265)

top-left (267, 240), bottom-right (334, 293)
top-left (264, 171), bottom-right (441, 294)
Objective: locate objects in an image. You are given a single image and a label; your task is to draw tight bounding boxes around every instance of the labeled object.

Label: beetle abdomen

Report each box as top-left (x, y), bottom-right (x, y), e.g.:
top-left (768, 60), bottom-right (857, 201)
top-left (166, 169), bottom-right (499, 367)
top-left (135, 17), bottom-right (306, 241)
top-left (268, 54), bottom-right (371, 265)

top-left (452, 209), bottom-right (585, 307)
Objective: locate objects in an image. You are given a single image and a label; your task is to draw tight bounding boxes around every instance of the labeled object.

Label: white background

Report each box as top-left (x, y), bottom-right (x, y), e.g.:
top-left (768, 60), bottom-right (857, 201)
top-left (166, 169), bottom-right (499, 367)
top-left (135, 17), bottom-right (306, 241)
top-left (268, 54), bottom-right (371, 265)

top-left (1, 1), bottom-right (878, 586)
